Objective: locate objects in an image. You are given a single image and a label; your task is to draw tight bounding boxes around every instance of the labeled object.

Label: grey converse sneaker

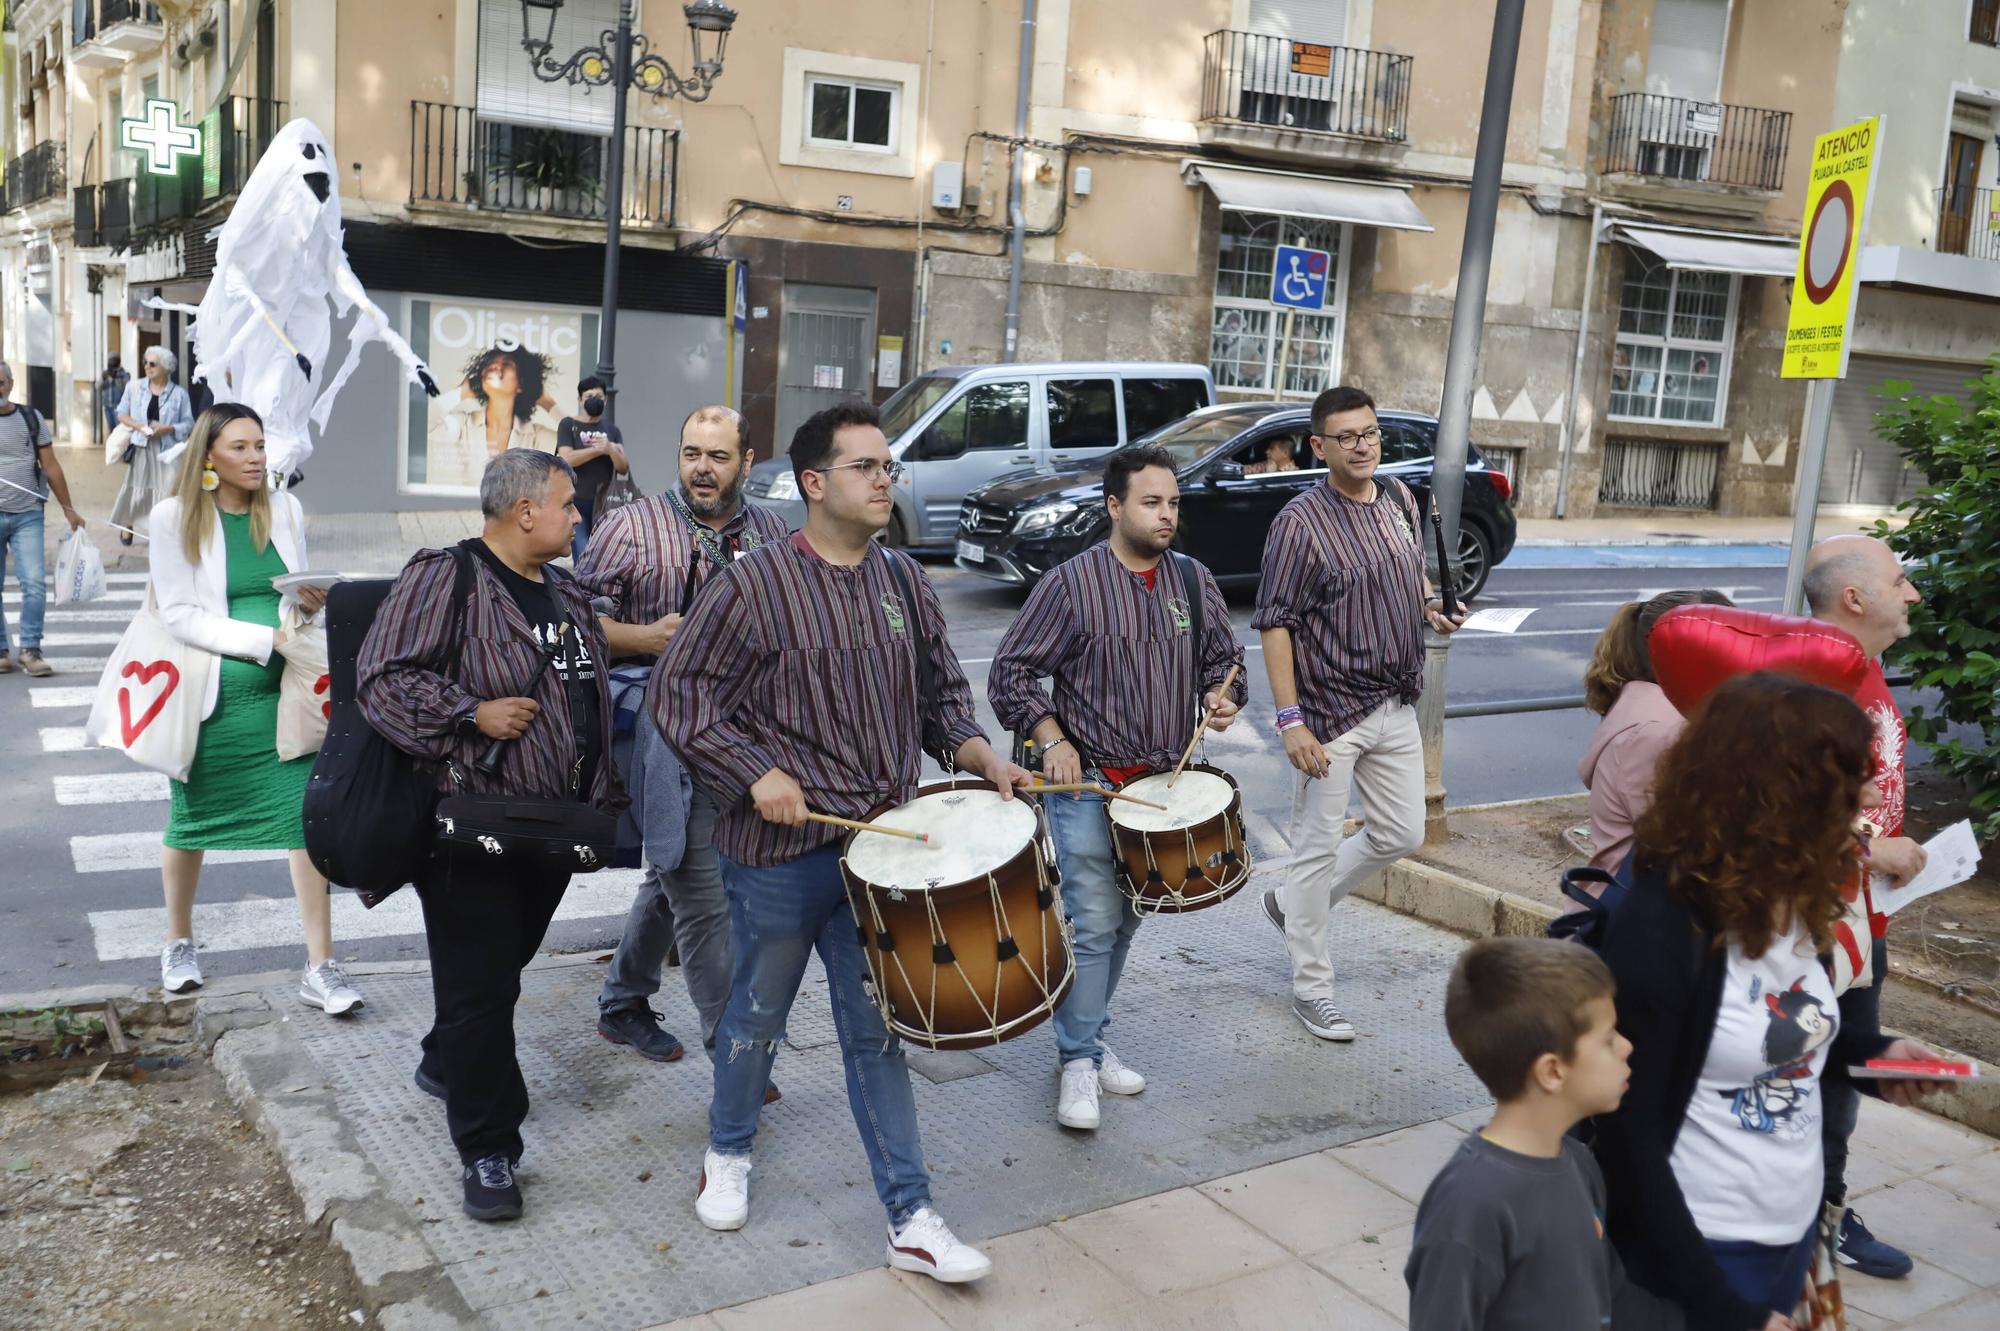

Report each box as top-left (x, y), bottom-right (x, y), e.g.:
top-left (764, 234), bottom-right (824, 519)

top-left (1262, 888), bottom-right (1286, 933)
top-left (1292, 996), bottom-right (1355, 1042)
top-left (300, 961), bottom-right (364, 1015)
top-left (160, 938), bottom-right (203, 993)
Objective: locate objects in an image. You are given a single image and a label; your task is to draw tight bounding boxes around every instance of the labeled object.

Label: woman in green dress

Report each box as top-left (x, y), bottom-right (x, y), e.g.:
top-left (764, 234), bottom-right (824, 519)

top-left (147, 404), bottom-right (361, 1014)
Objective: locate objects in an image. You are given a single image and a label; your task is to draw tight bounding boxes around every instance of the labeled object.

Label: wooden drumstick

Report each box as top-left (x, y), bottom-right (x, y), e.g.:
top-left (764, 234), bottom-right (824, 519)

top-left (1030, 781), bottom-right (1170, 811)
top-left (1169, 662), bottom-right (1242, 789)
top-left (807, 812), bottom-right (930, 842)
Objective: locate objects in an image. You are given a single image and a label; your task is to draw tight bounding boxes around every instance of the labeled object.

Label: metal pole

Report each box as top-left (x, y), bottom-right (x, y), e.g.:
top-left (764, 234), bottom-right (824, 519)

top-left (1783, 377), bottom-right (1836, 613)
top-left (1420, 0), bottom-right (1527, 844)
top-left (595, 0), bottom-right (634, 424)
top-left (1273, 307), bottom-right (1296, 397)
top-left (1553, 203), bottom-right (1604, 519)
top-left (1001, 0), bottom-right (1037, 363)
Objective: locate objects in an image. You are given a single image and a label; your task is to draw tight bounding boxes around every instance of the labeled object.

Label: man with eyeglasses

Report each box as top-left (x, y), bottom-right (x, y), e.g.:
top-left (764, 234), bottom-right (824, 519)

top-left (655, 399), bottom-right (1028, 1283)
top-left (1254, 385), bottom-right (1464, 1042)
top-left (576, 405), bottom-right (788, 1069)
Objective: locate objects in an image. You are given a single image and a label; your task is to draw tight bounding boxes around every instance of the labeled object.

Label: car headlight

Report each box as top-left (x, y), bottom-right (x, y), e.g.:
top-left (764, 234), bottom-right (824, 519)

top-left (761, 470), bottom-right (799, 501)
top-left (1014, 502), bottom-right (1078, 534)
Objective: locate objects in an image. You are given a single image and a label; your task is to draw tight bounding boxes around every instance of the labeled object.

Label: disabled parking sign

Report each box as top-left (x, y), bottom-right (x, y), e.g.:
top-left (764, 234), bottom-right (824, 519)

top-left (1270, 244), bottom-right (1331, 311)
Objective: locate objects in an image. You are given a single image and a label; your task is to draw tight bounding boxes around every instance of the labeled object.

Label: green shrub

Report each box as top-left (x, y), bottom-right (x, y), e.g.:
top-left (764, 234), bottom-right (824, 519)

top-left (1870, 362), bottom-right (2000, 843)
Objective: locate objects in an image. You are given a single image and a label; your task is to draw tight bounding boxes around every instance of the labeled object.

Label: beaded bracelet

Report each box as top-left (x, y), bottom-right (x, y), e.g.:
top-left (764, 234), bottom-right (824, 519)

top-left (1275, 705), bottom-right (1304, 736)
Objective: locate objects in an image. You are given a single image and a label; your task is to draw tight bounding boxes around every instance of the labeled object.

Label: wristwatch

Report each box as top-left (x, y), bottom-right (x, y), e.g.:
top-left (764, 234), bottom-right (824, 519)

top-left (454, 707), bottom-right (482, 740)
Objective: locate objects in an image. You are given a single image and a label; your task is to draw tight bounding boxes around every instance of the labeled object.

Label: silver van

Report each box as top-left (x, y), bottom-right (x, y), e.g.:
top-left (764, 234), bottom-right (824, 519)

top-left (743, 362), bottom-right (1215, 546)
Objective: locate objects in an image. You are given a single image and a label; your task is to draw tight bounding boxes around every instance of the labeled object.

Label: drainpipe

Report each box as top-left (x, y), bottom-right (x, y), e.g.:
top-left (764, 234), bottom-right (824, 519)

top-left (1553, 203), bottom-right (1605, 519)
top-left (1001, 0), bottom-right (1038, 363)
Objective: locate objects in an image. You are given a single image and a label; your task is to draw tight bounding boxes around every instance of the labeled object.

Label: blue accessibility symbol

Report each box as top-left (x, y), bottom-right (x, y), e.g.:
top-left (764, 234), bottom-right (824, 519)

top-left (1269, 244), bottom-right (1332, 311)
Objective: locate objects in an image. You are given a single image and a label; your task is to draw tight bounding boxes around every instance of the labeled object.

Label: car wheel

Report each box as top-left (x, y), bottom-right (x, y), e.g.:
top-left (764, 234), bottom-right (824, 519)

top-left (881, 510), bottom-right (910, 548)
top-left (1453, 523), bottom-right (1493, 603)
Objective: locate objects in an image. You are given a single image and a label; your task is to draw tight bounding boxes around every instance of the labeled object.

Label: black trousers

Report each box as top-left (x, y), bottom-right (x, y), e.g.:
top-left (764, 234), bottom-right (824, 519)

top-left (416, 854), bottom-right (570, 1165)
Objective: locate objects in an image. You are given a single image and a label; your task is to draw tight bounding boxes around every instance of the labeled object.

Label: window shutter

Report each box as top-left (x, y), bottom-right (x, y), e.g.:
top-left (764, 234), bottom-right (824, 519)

top-left (1246, 0), bottom-right (1349, 46)
top-left (1645, 0), bottom-right (1728, 100)
top-left (476, 0), bottom-right (620, 134)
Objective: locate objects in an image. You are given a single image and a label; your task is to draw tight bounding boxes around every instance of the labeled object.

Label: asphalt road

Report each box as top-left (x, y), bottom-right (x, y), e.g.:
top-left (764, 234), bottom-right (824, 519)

top-left (0, 552), bottom-right (1793, 998)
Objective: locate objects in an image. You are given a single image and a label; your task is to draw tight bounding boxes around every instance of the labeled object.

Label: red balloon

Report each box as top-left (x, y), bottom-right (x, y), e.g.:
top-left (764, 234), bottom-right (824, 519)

top-left (1648, 605), bottom-right (1872, 715)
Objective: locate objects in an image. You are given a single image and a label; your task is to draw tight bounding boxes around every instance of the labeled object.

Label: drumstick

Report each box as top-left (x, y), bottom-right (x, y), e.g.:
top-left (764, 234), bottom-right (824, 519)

top-left (1169, 663), bottom-right (1242, 789)
top-left (806, 811), bottom-right (930, 842)
top-left (1029, 782), bottom-right (1170, 811)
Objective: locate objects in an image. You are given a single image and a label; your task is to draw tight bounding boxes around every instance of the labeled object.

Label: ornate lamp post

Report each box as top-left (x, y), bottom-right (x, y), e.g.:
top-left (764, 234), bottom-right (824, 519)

top-left (518, 0), bottom-right (737, 422)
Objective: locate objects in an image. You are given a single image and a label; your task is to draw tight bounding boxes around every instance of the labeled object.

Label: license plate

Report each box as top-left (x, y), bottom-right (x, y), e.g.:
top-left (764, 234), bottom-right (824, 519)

top-left (956, 539), bottom-right (986, 563)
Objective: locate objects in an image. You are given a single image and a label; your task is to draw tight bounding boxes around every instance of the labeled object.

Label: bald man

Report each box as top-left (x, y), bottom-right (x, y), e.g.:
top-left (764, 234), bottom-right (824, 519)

top-left (1803, 533), bottom-right (1925, 1279)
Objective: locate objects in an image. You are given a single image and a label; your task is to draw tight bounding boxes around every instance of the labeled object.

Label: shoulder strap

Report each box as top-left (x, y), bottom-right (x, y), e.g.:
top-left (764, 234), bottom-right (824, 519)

top-left (885, 551), bottom-right (937, 712)
top-left (1170, 552), bottom-right (1206, 712)
top-left (446, 543), bottom-right (476, 657)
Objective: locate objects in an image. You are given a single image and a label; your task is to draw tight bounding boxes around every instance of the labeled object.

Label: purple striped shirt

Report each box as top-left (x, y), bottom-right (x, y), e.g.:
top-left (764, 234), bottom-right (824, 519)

top-left (574, 493), bottom-right (789, 639)
top-left (1251, 477), bottom-right (1425, 740)
top-left (652, 534), bottom-right (987, 867)
top-left (988, 543), bottom-right (1246, 772)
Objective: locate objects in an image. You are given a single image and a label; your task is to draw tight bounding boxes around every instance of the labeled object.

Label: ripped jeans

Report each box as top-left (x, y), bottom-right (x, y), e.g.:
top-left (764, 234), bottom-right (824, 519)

top-left (712, 844), bottom-right (931, 1225)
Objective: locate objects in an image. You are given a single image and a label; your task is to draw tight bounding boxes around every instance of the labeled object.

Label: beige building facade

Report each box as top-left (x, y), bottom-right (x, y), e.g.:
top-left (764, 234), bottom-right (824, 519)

top-left (6, 0), bottom-right (1995, 519)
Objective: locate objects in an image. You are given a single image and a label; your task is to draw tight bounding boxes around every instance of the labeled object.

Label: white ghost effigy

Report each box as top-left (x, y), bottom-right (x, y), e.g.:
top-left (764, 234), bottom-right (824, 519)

top-left (154, 119), bottom-right (438, 481)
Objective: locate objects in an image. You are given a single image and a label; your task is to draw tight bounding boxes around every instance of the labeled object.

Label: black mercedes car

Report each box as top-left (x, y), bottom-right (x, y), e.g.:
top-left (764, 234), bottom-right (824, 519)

top-left (952, 402), bottom-right (1518, 600)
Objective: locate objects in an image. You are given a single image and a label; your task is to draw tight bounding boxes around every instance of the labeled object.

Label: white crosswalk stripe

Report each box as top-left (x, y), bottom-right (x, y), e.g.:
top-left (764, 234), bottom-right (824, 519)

top-left (30, 686), bottom-right (96, 708)
top-left (39, 632), bottom-right (124, 647)
top-left (54, 772), bottom-right (168, 805)
top-left (4, 588), bottom-right (145, 605)
top-left (87, 870), bottom-right (646, 960)
top-left (13, 610), bottom-right (138, 623)
top-left (38, 656), bottom-right (108, 674)
top-left (72, 832), bottom-right (287, 875)
top-left (40, 726), bottom-right (91, 752)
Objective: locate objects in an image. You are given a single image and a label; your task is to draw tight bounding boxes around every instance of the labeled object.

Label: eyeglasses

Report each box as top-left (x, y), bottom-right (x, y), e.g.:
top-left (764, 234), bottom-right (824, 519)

top-left (1313, 426), bottom-right (1381, 452)
top-left (814, 458), bottom-right (905, 483)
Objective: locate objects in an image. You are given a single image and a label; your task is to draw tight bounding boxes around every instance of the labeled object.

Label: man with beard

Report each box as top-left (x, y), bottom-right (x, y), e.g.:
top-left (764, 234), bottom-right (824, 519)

top-left (576, 405), bottom-right (789, 1064)
top-left (988, 444), bottom-right (1244, 1131)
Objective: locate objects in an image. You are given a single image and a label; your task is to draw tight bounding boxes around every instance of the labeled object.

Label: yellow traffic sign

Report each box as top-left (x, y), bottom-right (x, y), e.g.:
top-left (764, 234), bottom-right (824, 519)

top-left (1782, 117), bottom-right (1881, 379)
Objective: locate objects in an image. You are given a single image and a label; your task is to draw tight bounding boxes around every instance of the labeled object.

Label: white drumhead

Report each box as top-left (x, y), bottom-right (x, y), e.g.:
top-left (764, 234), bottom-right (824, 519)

top-left (844, 787), bottom-right (1038, 891)
top-left (1107, 770), bottom-right (1235, 832)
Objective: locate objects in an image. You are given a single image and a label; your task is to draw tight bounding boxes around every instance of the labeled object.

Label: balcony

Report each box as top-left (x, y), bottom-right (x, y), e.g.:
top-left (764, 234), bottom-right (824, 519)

top-left (1604, 93), bottom-right (1791, 194)
top-left (71, 0), bottom-right (165, 70)
top-left (201, 96), bottom-right (287, 201)
top-left (4, 142), bottom-right (66, 213)
top-left (1936, 185), bottom-right (2000, 262)
top-left (409, 102), bottom-right (679, 228)
top-left (74, 180), bottom-right (135, 251)
top-left (1198, 30), bottom-right (1411, 167)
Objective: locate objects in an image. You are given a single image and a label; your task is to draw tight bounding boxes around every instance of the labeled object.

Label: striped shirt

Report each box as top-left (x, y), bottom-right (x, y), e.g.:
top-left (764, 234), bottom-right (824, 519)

top-left (988, 543), bottom-right (1246, 772)
top-left (653, 534), bottom-right (987, 867)
top-left (357, 546), bottom-right (623, 807)
top-left (1251, 477), bottom-right (1425, 741)
top-left (573, 492), bottom-right (789, 648)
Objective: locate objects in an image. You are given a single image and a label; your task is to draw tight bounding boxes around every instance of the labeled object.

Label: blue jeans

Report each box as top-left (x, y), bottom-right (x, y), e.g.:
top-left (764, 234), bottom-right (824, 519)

top-left (1047, 780), bottom-right (1141, 1067)
top-left (712, 844), bottom-right (931, 1225)
top-left (601, 789), bottom-right (735, 1056)
top-left (0, 507), bottom-right (47, 652)
top-left (1707, 1224), bottom-right (1818, 1315)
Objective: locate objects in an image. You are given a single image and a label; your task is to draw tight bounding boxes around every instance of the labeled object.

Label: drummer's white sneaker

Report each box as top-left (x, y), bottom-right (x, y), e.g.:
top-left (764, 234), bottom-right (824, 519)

top-left (695, 1149), bottom-right (752, 1230)
top-left (1057, 1057), bottom-right (1101, 1130)
top-left (1097, 1045), bottom-right (1146, 1095)
top-left (888, 1207), bottom-right (992, 1283)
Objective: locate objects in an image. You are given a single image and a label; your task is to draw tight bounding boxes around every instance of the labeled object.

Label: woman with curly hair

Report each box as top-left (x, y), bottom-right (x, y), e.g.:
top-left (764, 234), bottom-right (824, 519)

top-left (1591, 672), bottom-right (1948, 1331)
top-left (424, 345), bottom-right (560, 489)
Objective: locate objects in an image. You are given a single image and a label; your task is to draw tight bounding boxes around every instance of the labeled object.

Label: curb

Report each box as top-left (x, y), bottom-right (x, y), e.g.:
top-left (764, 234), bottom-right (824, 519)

top-left (1513, 537), bottom-right (1788, 549)
top-left (1359, 855), bottom-right (2000, 1139)
top-left (205, 992), bottom-right (481, 1331)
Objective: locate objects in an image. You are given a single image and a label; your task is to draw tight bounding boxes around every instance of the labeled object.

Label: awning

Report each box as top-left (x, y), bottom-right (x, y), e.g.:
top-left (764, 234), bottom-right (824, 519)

top-left (1611, 221), bottom-right (1798, 278)
top-left (1183, 161), bottom-right (1434, 233)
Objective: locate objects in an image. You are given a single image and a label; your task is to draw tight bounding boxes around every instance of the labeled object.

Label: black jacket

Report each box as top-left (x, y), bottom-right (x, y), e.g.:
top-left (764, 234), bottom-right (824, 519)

top-left (1590, 863), bottom-right (1893, 1331)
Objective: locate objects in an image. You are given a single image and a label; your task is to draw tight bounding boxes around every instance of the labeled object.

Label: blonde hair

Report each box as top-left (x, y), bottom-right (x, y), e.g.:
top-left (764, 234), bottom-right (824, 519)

top-left (1582, 588), bottom-right (1734, 715)
top-left (174, 404), bottom-right (273, 565)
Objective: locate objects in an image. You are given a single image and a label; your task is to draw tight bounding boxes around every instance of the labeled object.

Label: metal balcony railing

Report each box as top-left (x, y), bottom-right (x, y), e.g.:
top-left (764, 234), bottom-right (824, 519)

top-left (409, 101), bottom-right (678, 226)
top-left (1200, 30), bottom-right (1411, 143)
top-left (202, 96), bottom-right (287, 202)
top-left (100, 0), bottom-right (165, 24)
top-left (1598, 438), bottom-right (1722, 510)
top-left (1604, 93), bottom-right (1791, 191)
top-left (4, 141), bottom-right (66, 212)
top-left (1936, 185), bottom-right (2000, 261)
top-left (74, 180), bottom-right (136, 250)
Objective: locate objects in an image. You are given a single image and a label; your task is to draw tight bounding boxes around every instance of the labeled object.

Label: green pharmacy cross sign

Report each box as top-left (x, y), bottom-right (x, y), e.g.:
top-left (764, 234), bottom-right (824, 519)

top-left (121, 99), bottom-right (203, 176)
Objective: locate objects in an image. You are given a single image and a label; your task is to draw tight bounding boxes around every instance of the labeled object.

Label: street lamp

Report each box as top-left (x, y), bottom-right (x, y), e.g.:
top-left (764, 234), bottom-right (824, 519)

top-left (517, 0), bottom-right (738, 423)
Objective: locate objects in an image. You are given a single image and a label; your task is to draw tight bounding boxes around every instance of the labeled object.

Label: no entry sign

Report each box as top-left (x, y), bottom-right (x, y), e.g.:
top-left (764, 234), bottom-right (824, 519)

top-left (1782, 117), bottom-right (1881, 379)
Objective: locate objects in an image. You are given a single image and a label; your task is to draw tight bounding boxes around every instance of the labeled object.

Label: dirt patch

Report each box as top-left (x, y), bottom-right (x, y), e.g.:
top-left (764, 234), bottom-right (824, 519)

top-left (0, 1061), bottom-right (372, 1329)
top-left (1885, 765), bottom-right (2000, 1027)
top-left (1411, 795), bottom-right (1591, 911)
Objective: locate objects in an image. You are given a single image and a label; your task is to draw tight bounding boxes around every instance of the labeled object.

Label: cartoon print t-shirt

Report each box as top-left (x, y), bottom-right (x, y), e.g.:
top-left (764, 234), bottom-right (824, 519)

top-left (1669, 922), bottom-right (1839, 1245)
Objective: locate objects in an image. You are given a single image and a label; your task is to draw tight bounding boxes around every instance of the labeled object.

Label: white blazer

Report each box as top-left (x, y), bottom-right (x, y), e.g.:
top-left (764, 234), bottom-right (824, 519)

top-left (148, 492), bottom-right (308, 719)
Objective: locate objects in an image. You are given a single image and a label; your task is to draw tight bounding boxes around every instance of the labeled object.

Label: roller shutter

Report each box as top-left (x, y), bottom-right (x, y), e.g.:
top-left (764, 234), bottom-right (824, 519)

top-left (1820, 356), bottom-right (1979, 506)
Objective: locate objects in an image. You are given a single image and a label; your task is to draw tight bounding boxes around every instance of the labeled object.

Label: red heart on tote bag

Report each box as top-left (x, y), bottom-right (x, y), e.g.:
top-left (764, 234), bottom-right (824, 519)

top-left (118, 660), bottom-right (182, 747)
top-left (1649, 605), bottom-right (1871, 715)
top-left (314, 673), bottom-right (331, 720)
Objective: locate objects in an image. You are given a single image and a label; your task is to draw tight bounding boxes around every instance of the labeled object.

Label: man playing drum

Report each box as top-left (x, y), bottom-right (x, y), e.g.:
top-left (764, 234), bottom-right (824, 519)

top-left (655, 400), bottom-right (1030, 1284)
top-left (989, 444), bottom-right (1245, 1132)
top-left (1256, 386), bottom-right (1464, 1043)
top-left (578, 405), bottom-right (787, 1068)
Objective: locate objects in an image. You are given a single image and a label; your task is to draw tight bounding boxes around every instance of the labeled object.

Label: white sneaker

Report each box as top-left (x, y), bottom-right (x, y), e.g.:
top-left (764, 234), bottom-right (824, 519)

top-left (1056, 1057), bottom-right (1101, 1130)
top-left (887, 1207), bottom-right (992, 1283)
top-left (300, 961), bottom-right (364, 1016)
top-left (160, 939), bottom-right (203, 993)
top-left (1293, 995), bottom-right (1356, 1042)
top-left (695, 1149), bottom-right (752, 1231)
top-left (1098, 1045), bottom-right (1146, 1096)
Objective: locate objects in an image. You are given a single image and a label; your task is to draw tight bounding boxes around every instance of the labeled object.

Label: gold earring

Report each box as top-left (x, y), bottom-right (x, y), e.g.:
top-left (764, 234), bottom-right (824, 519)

top-left (201, 466), bottom-right (220, 492)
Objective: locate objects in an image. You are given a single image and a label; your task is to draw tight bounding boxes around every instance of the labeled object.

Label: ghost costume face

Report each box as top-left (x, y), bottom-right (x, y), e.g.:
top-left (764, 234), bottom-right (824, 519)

top-left (171, 118), bottom-right (436, 481)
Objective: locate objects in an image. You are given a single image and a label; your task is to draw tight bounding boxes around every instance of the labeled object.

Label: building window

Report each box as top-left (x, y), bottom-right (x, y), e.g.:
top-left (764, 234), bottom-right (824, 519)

top-left (806, 77), bottom-right (896, 153)
top-left (1608, 251), bottom-right (1735, 425)
top-left (1210, 211), bottom-right (1345, 398)
top-left (1975, 0), bottom-right (2000, 47)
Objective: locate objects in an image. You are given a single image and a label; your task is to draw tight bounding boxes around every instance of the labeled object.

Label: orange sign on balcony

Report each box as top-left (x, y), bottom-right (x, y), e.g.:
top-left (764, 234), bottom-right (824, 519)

top-left (1289, 42), bottom-right (1332, 78)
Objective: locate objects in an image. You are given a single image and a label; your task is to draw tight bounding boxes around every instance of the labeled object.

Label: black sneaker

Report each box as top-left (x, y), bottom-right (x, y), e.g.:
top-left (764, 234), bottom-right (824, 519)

top-left (413, 1061), bottom-right (447, 1102)
top-left (461, 1154), bottom-right (523, 1222)
top-left (596, 1003), bottom-right (685, 1063)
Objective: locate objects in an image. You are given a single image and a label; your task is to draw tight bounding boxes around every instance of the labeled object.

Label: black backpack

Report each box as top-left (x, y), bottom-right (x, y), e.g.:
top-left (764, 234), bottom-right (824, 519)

top-left (304, 547), bottom-right (474, 905)
top-left (1544, 853), bottom-right (1636, 954)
